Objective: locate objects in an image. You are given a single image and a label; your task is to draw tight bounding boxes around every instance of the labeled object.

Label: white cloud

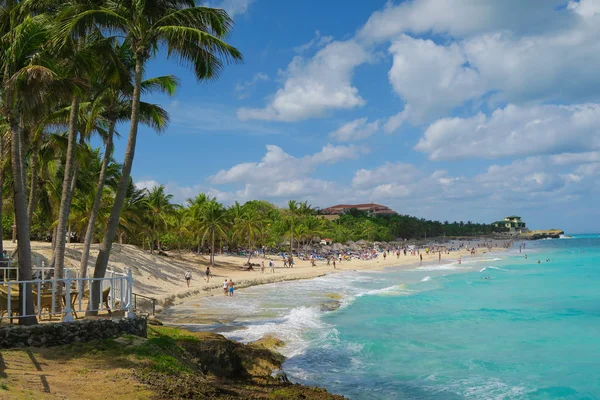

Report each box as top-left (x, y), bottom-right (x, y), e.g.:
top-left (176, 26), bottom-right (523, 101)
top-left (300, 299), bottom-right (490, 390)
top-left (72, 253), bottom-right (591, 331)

top-left (213, 0), bottom-right (254, 17)
top-left (135, 180), bottom-right (159, 191)
top-left (352, 162), bottom-right (422, 187)
top-left (416, 103), bottom-right (600, 160)
top-left (329, 118), bottom-right (379, 142)
top-left (237, 40), bottom-right (370, 122)
top-left (387, 35), bottom-right (486, 124)
top-left (235, 73), bottom-right (269, 99)
top-left (208, 143), bottom-right (365, 185)
top-left (294, 30), bottom-right (334, 53)
top-left (362, 0), bottom-right (600, 132)
top-left (358, 0), bottom-right (573, 42)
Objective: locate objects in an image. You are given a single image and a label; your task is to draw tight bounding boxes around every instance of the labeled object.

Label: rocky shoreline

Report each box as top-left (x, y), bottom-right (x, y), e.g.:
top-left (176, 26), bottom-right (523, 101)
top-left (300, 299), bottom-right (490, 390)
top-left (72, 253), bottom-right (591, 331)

top-left (0, 325), bottom-right (346, 399)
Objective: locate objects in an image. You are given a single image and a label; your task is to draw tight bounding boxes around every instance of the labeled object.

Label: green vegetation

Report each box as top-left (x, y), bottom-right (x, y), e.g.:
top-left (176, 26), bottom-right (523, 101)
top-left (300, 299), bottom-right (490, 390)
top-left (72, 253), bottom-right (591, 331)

top-left (0, 0), bottom-right (241, 324)
top-left (89, 196), bottom-right (505, 254)
top-left (0, 326), bottom-right (346, 399)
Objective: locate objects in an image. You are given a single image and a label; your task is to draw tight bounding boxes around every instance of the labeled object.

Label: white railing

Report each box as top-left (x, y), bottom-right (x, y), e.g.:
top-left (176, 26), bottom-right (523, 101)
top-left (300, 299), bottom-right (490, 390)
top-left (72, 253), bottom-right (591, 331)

top-left (0, 269), bottom-right (134, 322)
top-left (0, 260), bottom-right (85, 282)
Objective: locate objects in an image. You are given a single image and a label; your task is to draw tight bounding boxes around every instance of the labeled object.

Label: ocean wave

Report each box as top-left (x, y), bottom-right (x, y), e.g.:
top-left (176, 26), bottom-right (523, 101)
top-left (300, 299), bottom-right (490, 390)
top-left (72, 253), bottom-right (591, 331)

top-left (416, 262), bottom-right (463, 271)
top-left (357, 283), bottom-right (414, 297)
top-left (479, 266), bottom-right (509, 273)
top-left (432, 376), bottom-right (528, 399)
top-left (421, 276), bottom-right (431, 282)
top-left (223, 306), bottom-right (333, 357)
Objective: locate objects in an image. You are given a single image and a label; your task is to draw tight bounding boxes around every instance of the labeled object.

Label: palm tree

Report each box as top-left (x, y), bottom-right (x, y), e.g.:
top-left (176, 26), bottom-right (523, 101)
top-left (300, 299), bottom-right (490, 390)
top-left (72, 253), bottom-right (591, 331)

top-left (146, 185), bottom-right (174, 254)
top-left (116, 179), bottom-right (148, 245)
top-left (170, 206), bottom-right (189, 251)
top-left (197, 200), bottom-right (229, 266)
top-left (0, 11), bottom-right (63, 325)
top-left (235, 204), bottom-right (264, 263)
top-left (187, 193), bottom-right (215, 252)
top-left (286, 200), bottom-right (299, 253)
top-left (78, 41), bottom-right (174, 277)
top-left (59, 0), bottom-right (242, 314)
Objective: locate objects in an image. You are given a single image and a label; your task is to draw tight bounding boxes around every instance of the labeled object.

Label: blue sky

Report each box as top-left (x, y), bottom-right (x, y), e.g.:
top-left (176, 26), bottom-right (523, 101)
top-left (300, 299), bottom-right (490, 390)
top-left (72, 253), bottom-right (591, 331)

top-left (117, 0), bottom-right (600, 233)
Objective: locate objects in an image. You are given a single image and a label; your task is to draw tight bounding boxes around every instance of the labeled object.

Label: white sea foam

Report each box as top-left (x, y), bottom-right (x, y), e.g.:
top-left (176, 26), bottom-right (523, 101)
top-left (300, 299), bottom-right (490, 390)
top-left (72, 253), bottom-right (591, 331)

top-left (223, 306), bottom-right (332, 357)
top-left (432, 376), bottom-right (528, 399)
top-left (479, 266), bottom-right (508, 273)
top-left (416, 262), bottom-right (463, 271)
top-left (357, 283), bottom-right (413, 297)
top-left (421, 276), bottom-right (431, 282)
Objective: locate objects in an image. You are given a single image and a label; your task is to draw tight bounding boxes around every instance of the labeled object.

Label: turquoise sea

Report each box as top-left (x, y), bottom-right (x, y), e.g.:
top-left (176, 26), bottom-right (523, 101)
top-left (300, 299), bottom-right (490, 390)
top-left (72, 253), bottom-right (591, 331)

top-left (198, 235), bottom-right (600, 399)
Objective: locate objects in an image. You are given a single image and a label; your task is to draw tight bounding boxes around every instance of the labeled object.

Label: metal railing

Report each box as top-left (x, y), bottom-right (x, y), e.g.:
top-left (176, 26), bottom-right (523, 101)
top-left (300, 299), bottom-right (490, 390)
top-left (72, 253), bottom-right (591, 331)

top-left (0, 269), bottom-right (134, 322)
top-left (0, 260), bottom-right (84, 282)
top-left (132, 293), bottom-right (157, 316)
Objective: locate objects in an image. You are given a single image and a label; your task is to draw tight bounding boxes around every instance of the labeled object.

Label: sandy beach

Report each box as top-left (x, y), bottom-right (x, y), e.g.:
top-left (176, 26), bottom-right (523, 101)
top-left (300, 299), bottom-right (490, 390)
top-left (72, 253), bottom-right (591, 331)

top-left (2, 239), bottom-right (508, 319)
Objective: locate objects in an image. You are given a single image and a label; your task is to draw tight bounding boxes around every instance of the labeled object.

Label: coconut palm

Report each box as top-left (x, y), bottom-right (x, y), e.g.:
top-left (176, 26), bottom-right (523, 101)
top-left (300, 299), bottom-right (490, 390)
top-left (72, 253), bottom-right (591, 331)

top-left (78, 40), bottom-right (175, 277)
top-left (197, 200), bottom-right (229, 266)
top-left (56, 0), bottom-right (242, 314)
top-left (286, 200), bottom-right (300, 253)
top-left (187, 193), bottom-right (215, 252)
top-left (146, 185), bottom-right (174, 254)
top-left (0, 11), bottom-right (65, 325)
top-left (235, 204), bottom-right (264, 263)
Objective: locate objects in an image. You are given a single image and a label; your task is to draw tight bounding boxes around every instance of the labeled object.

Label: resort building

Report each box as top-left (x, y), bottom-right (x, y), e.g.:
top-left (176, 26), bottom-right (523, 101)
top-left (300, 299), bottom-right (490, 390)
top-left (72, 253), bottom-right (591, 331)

top-left (321, 203), bottom-right (398, 216)
top-left (493, 216), bottom-right (528, 233)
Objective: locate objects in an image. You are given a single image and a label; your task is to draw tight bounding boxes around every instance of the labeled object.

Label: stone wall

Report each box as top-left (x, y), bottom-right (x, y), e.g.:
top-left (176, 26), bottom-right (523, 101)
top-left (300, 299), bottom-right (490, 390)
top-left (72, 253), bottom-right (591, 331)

top-left (0, 317), bottom-right (147, 348)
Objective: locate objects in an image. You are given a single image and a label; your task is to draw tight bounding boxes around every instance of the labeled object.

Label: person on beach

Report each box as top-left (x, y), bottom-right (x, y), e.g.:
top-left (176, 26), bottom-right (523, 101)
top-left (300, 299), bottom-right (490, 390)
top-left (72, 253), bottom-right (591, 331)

top-left (185, 271), bottom-right (192, 287)
top-left (333, 259), bottom-right (336, 269)
top-left (261, 261), bottom-right (265, 274)
top-left (269, 260), bottom-right (275, 273)
top-left (327, 257), bottom-right (331, 266)
top-left (283, 258), bottom-right (288, 267)
top-left (438, 252), bottom-right (441, 263)
top-left (205, 266), bottom-right (211, 283)
top-left (228, 279), bottom-right (235, 296)
top-left (383, 252), bottom-right (387, 260)
top-left (420, 253), bottom-right (423, 264)
top-left (223, 279), bottom-right (228, 295)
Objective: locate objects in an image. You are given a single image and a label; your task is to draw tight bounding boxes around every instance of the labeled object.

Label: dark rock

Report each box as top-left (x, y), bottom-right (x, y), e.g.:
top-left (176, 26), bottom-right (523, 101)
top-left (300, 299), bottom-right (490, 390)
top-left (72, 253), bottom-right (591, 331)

top-left (0, 317), bottom-right (147, 349)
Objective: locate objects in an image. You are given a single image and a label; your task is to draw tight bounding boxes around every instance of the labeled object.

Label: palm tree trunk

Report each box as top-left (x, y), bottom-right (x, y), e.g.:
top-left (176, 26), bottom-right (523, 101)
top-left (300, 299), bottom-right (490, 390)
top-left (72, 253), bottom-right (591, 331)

top-left (79, 126), bottom-right (114, 280)
top-left (247, 237), bottom-right (252, 263)
top-left (9, 109), bottom-right (36, 325)
top-left (27, 147), bottom-right (39, 226)
top-left (151, 217), bottom-right (155, 254)
top-left (290, 219), bottom-right (294, 254)
top-left (89, 55), bottom-right (144, 315)
top-left (0, 133), bottom-right (4, 256)
top-left (211, 229), bottom-right (215, 267)
top-left (12, 212), bottom-right (16, 243)
top-left (53, 95), bottom-right (80, 283)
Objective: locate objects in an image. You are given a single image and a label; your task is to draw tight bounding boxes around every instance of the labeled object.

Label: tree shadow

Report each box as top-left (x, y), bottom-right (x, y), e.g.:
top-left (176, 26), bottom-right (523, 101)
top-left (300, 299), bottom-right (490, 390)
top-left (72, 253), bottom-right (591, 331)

top-left (26, 350), bottom-right (51, 393)
top-left (0, 352), bottom-right (6, 379)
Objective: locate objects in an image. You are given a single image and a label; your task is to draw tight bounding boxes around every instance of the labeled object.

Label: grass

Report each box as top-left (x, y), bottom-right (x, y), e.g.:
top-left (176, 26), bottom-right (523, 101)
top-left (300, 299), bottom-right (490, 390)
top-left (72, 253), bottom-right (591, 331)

top-left (0, 325), bottom-right (346, 399)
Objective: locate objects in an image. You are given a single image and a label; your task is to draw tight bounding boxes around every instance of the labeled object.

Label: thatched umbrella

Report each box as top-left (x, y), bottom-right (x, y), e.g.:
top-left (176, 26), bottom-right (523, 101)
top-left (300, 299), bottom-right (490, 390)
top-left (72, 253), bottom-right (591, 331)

top-left (332, 243), bottom-right (345, 251)
top-left (349, 243), bottom-right (361, 251)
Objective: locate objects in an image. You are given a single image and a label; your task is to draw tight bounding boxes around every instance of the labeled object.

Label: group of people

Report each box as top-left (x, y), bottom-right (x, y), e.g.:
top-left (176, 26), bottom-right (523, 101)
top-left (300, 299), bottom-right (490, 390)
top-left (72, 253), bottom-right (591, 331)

top-left (184, 266), bottom-right (212, 287)
top-left (184, 267), bottom-right (236, 297)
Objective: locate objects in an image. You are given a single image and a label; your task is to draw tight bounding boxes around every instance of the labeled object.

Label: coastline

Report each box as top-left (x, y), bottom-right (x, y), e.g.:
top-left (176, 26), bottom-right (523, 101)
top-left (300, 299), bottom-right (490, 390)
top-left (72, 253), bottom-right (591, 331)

top-left (159, 245), bottom-right (508, 326)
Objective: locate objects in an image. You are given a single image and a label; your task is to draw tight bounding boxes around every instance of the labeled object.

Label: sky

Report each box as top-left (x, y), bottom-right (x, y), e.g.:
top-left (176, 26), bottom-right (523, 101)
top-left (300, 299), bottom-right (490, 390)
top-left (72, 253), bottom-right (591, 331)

top-left (120, 0), bottom-right (600, 233)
